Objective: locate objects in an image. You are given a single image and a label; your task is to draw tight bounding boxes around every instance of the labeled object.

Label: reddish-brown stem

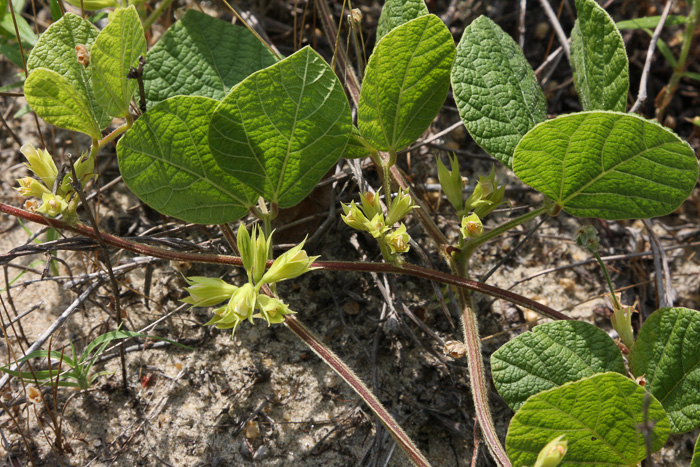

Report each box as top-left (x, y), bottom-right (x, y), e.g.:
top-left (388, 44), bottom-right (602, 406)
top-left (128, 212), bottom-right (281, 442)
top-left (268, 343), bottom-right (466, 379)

top-left (285, 315), bottom-right (431, 466)
top-left (0, 202), bottom-right (568, 321)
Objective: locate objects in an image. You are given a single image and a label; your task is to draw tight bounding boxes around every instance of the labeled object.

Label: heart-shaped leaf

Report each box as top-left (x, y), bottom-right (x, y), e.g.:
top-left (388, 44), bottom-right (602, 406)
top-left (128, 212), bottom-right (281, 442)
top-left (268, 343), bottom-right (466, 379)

top-left (491, 320), bottom-right (625, 411)
top-left (25, 12), bottom-right (110, 134)
top-left (143, 9), bottom-right (278, 109)
top-left (117, 96), bottom-right (255, 224)
top-left (25, 68), bottom-right (101, 139)
top-left (376, 0), bottom-right (428, 43)
top-left (506, 372), bottom-right (670, 466)
top-left (208, 46), bottom-right (352, 208)
top-left (630, 307), bottom-right (700, 433)
top-left (513, 111), bottom-right (698, 219)
top-left (358, 14), bottom-right (455, 153)
top-left (451, 15), bottom-right (547, 168)
top-left (91, 5), bottom-right (146, 118)
top-left (571, 0), bottom-right (629, 111)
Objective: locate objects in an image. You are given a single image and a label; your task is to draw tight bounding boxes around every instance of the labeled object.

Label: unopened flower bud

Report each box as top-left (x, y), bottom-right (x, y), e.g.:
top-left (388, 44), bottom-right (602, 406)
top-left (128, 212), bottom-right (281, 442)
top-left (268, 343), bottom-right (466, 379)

top-left (465, 168), bottom-right (505, 218)
top-left (610, 301), bottom-right (635, 348)
top-left (460, 213), bottom-right (483, 238)
top-left (437, 154), bottom-right (464, 212)
top-left (15, 177), bottom-right (50, 198)
top-left (384, 223), bottom-right (410, 254)
top-left (251, 226), bottom-right (271, 284)
top-left (20, 144), bottom-right (58, 189)
top-left (36, 193), bottom-right (68, 217)
top-left (181, 276), bottom-right (237, 307)
top-left (206, 283), bottom-right (257, 334)
top-left (385, 189), bottom-right (414, 225)
top-left (341, 201), bottom-right (370, 232)
top-left (259, 240), bottom-right (319, 285)
top-left (367, 213), bottom-right (387, 238)
top-left (237, 223), bottom-right (254, 276)
top-left (360, 190), bottom-right (383, 220)
top-left (575, 225), bottom-right (600, 253)
top-left (534, 434), bottom-right (567, 467)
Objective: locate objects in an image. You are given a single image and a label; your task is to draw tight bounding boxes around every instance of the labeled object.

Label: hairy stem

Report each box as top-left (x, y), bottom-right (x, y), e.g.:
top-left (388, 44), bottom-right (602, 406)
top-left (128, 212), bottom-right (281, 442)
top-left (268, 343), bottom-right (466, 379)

top-left (285, 315), bottom-right (431, 466)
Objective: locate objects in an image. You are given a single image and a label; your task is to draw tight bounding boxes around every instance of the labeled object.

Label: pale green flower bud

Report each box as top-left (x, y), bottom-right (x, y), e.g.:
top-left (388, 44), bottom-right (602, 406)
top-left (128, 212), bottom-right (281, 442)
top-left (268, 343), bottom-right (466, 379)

top-left (256, 294), bottom-right (294, 325)
top-left (534, 434), bottom-right (567, 467)
top-left (360, 190), bottom-right (383, 220)
top-left (259, 240), bottom-right (319, 285)
top-left (36, 193), bottom-right (68, 217)
top-left (610, 302), bottom-right (635, 349)
top-left (181, 276), bottom-right (237, 307)
top-left (341, 201), bottom-right (370, 232)
top-left (575, 225), bottom-right (600, 253)
top-left (20, 144), bottom-right (58, 189)
top-left (15, 177), bottom-right (51, 198)
top-left (437, 154), bottom-right (464, 212)
top-left (385, 189), bottom-right (415, 226)
top-left (465, 168), bottom-right (505, 218)
top-left (384, 223), bottom-right (410, 254)
top-left (251, 226), bottom-right (272, 285)
top-left (460, 213), bottom-right (483, 238)
top-left (367, 213), bottom-right (388, 238)
top-left (237, 223), bottom-right (254, 277)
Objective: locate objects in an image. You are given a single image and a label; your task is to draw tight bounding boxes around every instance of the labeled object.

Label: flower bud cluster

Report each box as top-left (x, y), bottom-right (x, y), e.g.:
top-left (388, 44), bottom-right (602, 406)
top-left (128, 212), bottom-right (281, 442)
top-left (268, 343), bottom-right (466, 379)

top-left (15, 144), bottom-right (96, 223)
top-left (341, 189), bottom-right (414, 260)
top-left (183, 226), bottom-right (319, 336)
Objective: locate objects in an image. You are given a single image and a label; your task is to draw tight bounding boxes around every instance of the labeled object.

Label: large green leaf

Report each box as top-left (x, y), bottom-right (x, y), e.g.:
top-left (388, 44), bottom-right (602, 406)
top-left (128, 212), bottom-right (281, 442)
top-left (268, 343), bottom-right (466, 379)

top-left (91, 5), bottom-right (146, 118)
top-left (358, 14), bottom-right (454, 153)
top-left (491, 320), bottom-right (625, 411)
top-left (571, 0), bottom-right (629, 111)
top-left (630, 307), bottom-right (700, 433)
top-left (376, 0), bottom-right (428, 43)
top-left (25, 13), bottom-right (110, 133)
top-left (506, 372), bottom-right (670, 466)
top-left (143, 9), bottom-right (278, 110)
top-left (117, 96), bottom-right (255, 224)
top-left (25, 68), bottom-right (101, 139)
top-left (208, 46), bottom-right (352, 208)
top-left (451, 15), bottom-right (546, 169)
top-left (513, 111), bottom-right (698, 220)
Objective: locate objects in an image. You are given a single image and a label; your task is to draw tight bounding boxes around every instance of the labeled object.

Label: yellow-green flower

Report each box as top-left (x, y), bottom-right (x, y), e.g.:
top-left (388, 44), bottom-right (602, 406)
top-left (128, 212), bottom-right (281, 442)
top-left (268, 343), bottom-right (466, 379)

top-left (15, 177), bottom-right (51, 198)
top-left (385, 223), bottom-right (410, 254)
top-left (385, 189), bottom-right (414, 225)
top-left (238, 224), bottom-right (272, 284)
top-left (460, 213), bottom-right (483, 238)
top-left (259, 240), bottom-right (319, 286)
top-left (181, 276), bottom-right (237, 307)
top-left (36, 193), bottom-right (68, 217)
top-left (534, 434), bottom-right (567, 467)
top-left (360, 190), bottom-right (383, 220)
top-left (206, 283), bottom-right (257, 330)
top-left (341, 201), bottom-right (371, 232)
top-left (256, 294), bottom-right (293, 325)
top-left (464, 168), bottom-right (505, 218)
top-left (20, 144), bottom-right (58, 189)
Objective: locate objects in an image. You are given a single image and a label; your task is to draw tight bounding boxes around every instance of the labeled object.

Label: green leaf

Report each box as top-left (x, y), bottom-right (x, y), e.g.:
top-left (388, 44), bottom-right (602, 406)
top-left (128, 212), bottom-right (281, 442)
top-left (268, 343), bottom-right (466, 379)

top-left (343, 126), bottom-right (372, 159)
top-left (629, 307), bottom-right (700, 433)
top-left (491, 320), bottom-right (625, 412)
top-left (693, 434), bottom-right (700, 467)
top-left (0, 8), bottom-right (37, 46)
top-left (117, 96), bottom-right (255, 224)
top-left (91, 5), bottom-right (146, 117)
top-left (24, 68), bottom-right (102, 139)
top-left (451, 15), bottom-right (547, 169)
top-left (143, 9), bottom-right (278, 109)
top-left (513, 111), bottom-right (699, 220)
top-left (0, 0), bottom-right (6, 22)
top-left (571, 0), bottom-right (629, 111)
top-left (25, 12), bottom-right (110, 133)
top-left (209, 46), bottom-right (352, 208)
top-left (358, 14), bottom-right (454, 153)
top-left (506, 372), bottom-right (670, 466)
top-left (376, 0), bottom-right (428, 43)
top-left (617, 15), bottom-right (688, 30)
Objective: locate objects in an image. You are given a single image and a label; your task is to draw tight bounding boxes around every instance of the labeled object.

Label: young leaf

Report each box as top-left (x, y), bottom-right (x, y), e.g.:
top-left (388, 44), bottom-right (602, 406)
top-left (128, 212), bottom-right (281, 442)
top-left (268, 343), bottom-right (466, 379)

top-left (24, 68), bottom-right (102, 139)
top-left (91, 5), bottom-right (146, 118)
top-left (117, 96), bottom-right (255, 224)
top-left (629, 307), bottom-right (700, 433)
top-left (506, 372), bottom-right (670, 466)
top-left (491, 320), bottom-right (625, 411)
top-left (25, 13), bottom-right (110, 133)
top-left (358, 14), bottom-right (455, 153)
top-left (451, 15), bottom-right (547, 169)
top-left (513, 111), bottom-right (699, 220)
top-left (571, 0), bottom-right (629, 111)
top-left (376, 0), bottom-right (428, 43)
top-left (617, 15), bottom-right (688, 30)
top-left (142, 9), bottom-right (278, 109)
top-left (209, 46), bottom-right (352, 208)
